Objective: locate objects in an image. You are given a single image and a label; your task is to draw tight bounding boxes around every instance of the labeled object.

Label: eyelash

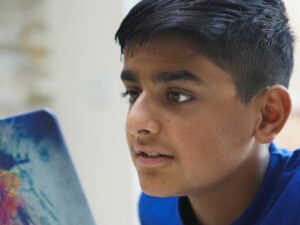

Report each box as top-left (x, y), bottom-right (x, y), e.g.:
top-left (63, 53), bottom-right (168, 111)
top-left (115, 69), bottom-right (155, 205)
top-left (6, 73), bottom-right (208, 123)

top-left (121, 89), bottom-right (140, 104)
top-left (121, 88), bottom-right (194, 105)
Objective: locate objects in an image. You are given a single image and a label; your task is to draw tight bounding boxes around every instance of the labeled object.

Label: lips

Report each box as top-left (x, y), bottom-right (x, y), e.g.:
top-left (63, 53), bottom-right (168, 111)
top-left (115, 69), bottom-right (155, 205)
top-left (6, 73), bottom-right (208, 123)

top-left (133, 143), bottom-right (174, 167)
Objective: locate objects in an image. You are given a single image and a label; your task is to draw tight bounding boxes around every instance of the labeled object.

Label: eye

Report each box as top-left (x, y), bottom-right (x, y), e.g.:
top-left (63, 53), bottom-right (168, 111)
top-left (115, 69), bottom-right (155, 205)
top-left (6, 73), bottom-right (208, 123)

top-left (122, 89), bottom-right (140, 104)
top-left (167, 89), bottom-right (193, 104)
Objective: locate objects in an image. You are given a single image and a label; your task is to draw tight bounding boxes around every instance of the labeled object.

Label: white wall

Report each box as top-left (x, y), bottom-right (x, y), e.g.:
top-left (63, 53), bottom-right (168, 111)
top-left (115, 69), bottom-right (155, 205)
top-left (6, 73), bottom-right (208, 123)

top-left (45, 0), bottom-right (139, 224)
top-left (122, 0), bottom-right (140, 14)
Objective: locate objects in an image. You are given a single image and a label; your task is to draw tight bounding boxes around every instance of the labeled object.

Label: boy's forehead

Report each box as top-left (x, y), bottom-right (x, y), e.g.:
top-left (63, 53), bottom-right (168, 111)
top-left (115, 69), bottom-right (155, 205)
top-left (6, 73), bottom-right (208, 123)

top-left (123, 38), bottom-right (200, 78)
top-left (122, 38), bottom-right (236, 91)
top-left (124, 33), bottom-right (200, 61)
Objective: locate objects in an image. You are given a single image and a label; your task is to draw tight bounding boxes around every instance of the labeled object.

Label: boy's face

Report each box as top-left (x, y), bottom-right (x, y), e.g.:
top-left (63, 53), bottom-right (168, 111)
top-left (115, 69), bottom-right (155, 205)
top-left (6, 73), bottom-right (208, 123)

top-left (121, 34), bottom-right (260, 197)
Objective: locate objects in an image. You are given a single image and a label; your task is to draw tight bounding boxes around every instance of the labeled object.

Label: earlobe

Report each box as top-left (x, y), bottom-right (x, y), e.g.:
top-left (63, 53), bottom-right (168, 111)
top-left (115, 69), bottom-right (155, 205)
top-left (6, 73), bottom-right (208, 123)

top-left (254, 85), bottom-right (291, 143)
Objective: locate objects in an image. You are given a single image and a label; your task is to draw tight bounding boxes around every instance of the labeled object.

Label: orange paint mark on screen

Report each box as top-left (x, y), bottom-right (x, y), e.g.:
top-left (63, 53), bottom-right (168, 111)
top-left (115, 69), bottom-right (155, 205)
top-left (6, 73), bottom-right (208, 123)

top-left (0, 169), bottom-right (21, 225)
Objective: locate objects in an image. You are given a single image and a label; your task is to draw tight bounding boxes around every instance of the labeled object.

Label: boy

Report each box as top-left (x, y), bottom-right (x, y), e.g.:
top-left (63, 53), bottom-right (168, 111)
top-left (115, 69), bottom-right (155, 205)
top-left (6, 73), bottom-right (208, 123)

top-left (115, 0), bottom-right (298, 224)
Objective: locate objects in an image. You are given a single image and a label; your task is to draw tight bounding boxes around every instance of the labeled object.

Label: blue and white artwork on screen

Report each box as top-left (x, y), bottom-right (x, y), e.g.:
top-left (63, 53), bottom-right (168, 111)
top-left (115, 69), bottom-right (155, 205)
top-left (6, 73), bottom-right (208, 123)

top-left (0, 109), bottom-right (96, 225)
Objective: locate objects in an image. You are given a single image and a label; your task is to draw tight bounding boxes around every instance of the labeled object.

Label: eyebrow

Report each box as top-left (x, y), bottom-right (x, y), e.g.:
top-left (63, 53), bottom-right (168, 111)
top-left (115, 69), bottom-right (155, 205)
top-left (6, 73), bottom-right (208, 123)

top-left (121, 70), bottom-right (139, 82)
top-left (120, 69), bottom-right (203, 84)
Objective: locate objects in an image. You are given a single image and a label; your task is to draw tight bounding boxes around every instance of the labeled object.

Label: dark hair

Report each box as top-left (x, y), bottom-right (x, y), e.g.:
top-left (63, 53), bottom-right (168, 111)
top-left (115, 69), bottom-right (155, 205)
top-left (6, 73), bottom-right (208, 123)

top-left (115, 0), bottom-right (294, 102)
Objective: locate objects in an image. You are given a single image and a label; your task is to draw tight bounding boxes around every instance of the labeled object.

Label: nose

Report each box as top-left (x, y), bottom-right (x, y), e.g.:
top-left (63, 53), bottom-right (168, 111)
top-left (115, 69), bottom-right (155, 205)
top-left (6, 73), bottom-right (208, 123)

top-left (126, 94), bottom-right (160, 138)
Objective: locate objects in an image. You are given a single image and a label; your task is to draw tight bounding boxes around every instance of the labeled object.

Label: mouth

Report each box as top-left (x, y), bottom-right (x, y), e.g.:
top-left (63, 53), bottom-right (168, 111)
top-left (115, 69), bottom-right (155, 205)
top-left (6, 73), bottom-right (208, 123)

top-left (137, 151), bottom-right (173, 158)
top-left (134, 149), bottom-right (175, 168)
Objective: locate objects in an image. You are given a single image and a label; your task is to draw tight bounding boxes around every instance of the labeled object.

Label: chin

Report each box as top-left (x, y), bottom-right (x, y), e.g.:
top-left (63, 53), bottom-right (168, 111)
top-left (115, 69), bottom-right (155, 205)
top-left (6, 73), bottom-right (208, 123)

top-left (142, 189), bottom-right (171, 197)
top-left (142, 188), bottom-right (176, 197)
top-left (139, 177), bottom-right (183, 197)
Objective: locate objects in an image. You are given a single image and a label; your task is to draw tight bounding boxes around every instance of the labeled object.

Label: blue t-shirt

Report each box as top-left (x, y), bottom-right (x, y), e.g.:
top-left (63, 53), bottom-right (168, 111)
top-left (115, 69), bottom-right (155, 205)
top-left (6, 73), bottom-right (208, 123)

top-left (139, 143), bottom-right (300, 225)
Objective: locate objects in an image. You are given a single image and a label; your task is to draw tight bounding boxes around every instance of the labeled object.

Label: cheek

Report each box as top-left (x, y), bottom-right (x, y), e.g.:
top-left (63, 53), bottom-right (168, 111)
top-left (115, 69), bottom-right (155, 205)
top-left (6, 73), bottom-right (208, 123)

top-left (169, 112), bottom-right (254, 175)
top-left (170, 116), bottom-right (233, 151)
top-left (171, 120), bottom-right (224, 171)
top-left (164, 124), bottom-right (226, 193)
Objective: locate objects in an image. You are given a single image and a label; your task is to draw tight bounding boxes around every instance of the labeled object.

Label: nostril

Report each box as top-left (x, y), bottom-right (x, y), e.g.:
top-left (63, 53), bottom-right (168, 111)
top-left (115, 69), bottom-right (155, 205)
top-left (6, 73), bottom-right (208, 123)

top-left (126, 113), bottom-right (160, 136)
top-left (138, 129), bottom-right (150, 135)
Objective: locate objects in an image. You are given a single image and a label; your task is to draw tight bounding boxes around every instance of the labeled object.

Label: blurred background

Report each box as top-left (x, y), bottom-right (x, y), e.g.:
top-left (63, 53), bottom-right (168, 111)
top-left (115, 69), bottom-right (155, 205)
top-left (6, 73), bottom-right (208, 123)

top-left (0, 0), bottom-right (298, 224)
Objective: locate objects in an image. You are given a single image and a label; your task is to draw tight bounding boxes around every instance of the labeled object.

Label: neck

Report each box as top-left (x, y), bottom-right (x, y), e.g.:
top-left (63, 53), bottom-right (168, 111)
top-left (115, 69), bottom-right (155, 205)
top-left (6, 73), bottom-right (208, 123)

top-left (188, 143), bottom-right (270, 225)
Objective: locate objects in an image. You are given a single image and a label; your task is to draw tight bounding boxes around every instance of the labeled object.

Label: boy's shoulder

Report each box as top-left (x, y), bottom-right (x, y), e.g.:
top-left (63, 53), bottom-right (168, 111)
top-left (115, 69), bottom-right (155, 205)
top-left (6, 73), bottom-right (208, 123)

top-left (251, 143), bottom-right (300, 224)
top-left (268, 143), bottom-right (300, 177)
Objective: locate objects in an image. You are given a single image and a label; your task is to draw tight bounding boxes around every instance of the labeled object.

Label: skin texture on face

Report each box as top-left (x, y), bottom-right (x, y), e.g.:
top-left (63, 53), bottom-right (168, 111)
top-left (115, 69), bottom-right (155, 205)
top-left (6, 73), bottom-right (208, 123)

top-left (122, 34), bottom-right (265, 196)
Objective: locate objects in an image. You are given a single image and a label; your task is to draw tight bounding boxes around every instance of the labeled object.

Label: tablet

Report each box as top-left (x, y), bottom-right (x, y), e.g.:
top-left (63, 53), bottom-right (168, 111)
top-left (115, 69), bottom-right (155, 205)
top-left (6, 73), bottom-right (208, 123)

top-left (0, 109), bottom-right (96, 225)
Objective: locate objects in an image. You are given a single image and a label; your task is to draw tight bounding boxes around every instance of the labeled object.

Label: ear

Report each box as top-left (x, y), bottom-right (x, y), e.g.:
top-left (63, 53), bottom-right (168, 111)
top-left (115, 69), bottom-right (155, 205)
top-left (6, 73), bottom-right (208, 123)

top-left (254, 85), bottom-right (291, 143)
